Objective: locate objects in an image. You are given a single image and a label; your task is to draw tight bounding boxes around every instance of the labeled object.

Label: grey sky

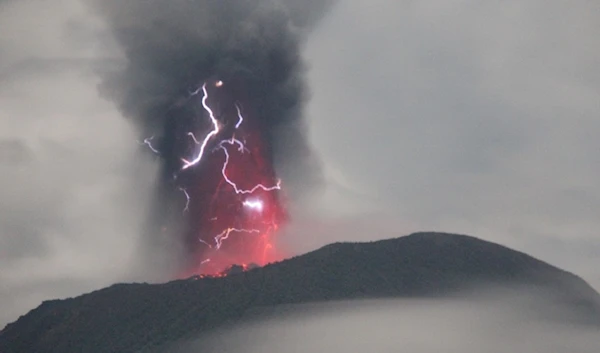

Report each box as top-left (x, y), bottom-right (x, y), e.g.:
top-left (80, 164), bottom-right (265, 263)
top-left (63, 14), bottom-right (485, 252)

top-left (0, 0), bottom-right (156, 325)
top-left (291, 0), bottom-right (600, 289)
top-left (1, 0), bottom-right (599, 326)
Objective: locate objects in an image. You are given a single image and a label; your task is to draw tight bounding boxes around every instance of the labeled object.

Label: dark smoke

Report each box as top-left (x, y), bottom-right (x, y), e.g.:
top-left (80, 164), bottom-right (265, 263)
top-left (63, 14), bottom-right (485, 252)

top-left (89, 0), bottom-right (331, 276)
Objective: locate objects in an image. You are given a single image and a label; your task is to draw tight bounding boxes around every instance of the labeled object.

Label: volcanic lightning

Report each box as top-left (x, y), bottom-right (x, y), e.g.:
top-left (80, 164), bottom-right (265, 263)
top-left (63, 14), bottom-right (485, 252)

top-left (234, 103), bottom-right (244, 129)
top-left (98, 0), bottom-right (330, 280)
top-left (243, 199), bottom-right (264, 212)
top-left (181, 83), bottom-right (220, 171)
top-left (214, 228), bottom-right (261, 250)
top-left (139, 136), bottom-right (160, 154)
top-left (179, 187), bottom-right (191, 213)
top-left (219, 145), bottom-right (282, 194)
top-left (140, 78), bottom-right (289, 276)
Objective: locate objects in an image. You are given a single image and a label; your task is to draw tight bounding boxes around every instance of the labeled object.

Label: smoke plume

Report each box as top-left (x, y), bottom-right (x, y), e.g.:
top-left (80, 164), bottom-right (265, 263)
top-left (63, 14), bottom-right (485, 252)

top-left (89, 0), bottom-right (331, 276)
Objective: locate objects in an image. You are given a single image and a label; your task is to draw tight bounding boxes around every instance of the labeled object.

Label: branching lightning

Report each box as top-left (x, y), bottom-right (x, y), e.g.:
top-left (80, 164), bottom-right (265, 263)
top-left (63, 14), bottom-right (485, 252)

top-left (214, 228), bottom-right (261, 249)
top-left (217, 137), bottom-right (247, 154)
top-left (181, 83), bottom-right (220, 170)
top-left (160, 80), bottom-right (285, 273)
top-left (219, 145), bottom-right (282, 194)
top-left (102, 0), bottom-right (327, 279)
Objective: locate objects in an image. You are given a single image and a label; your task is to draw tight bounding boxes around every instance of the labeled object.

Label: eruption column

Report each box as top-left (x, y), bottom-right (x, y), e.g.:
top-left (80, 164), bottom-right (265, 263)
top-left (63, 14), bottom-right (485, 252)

top-left (165, 80), bottom-right (288, 274)
top-left (92, 0), bottom-right (331, 278)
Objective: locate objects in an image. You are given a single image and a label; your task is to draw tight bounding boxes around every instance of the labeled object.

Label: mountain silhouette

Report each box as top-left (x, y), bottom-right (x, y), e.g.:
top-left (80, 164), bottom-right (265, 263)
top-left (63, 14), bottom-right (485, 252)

top-left (1, 232), bottom-right (598, 352)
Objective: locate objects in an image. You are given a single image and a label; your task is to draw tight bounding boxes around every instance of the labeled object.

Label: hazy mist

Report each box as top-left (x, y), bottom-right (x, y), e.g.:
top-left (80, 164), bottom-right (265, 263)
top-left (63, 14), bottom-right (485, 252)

top-left (177, 287), bottom-right (600, 353)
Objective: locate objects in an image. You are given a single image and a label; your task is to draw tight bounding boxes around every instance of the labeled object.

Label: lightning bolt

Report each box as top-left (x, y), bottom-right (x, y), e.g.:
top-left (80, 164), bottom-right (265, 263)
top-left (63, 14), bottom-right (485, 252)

top-left (234, 103), bottom-right (244, 129)
top-left (179, 187), bottom-right (190, 212)
top-left (199, 238), bottom-right (213, 248)
top-left (216, 137), bottom-right (248, 153)
top-left (139, 136), bottom-right (160, 154)
top-left (165, 80), bottom-right (285, 273)
top-left (214, 228), bottom-right (261, 249)
top-left (219, 145), bottom-right (281, 194)
top-left (187, 132), bottom-right (201, 145)
top-left (181, 83), bottom-right (220, 170)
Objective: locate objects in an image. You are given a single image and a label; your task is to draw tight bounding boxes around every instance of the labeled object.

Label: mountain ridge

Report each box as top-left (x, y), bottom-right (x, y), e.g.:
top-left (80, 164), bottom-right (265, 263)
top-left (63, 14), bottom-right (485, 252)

top-left (1, 232), bottom-right (599, 353)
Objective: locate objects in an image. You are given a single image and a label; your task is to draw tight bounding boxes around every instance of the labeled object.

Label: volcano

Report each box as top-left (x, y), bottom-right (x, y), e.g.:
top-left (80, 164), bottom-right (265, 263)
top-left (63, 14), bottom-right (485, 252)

top-left (1, 232), bottom-right (599, 353)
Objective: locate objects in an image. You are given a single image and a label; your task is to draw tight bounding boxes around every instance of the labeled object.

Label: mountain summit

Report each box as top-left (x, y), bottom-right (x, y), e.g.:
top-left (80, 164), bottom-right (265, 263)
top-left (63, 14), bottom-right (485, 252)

top-left (1, 232), bottom-right (598, 352)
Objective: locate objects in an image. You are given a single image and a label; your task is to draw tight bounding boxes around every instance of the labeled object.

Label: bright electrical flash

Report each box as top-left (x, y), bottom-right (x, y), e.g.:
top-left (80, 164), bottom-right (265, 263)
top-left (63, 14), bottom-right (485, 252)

top-left (157, 80), bottom-right (283, 271)
top-left (234, 103), bottom-right (244, 129)
top-left (214, 228), bottom-right (261, 249)
top-left (219, 146), bottom-right (282, 194)
top-left (181, 83), bottom-right (220, 170)
top-left (243, 199), bottom-right (264, 212)
top-left (217, 137), bottom-right (247, 153)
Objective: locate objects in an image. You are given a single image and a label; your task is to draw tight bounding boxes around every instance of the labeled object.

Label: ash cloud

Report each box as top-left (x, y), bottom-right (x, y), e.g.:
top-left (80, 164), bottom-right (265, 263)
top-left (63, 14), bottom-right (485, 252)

top-left (90, 0), bottom-right (330, 188)
top-left (89, 0), bottom-right (332, 270)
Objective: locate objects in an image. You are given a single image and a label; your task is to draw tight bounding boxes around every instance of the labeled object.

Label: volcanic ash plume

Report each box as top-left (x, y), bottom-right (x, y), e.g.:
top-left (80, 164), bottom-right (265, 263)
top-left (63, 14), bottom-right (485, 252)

top-left (90, 0), bottom-right (330, 276)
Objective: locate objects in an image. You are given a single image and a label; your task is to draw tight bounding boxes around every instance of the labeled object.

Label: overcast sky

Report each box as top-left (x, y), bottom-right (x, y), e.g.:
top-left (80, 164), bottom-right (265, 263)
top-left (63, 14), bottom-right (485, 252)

top-left (1, 0), bottom-right (599, 326)
top-left (293, 0), bottom-right (600, 290)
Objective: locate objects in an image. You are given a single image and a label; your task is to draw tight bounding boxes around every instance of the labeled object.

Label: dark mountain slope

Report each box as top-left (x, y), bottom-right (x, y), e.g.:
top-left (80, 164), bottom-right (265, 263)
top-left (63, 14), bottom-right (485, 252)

top-left (1, 232), bottom-right (599, 353)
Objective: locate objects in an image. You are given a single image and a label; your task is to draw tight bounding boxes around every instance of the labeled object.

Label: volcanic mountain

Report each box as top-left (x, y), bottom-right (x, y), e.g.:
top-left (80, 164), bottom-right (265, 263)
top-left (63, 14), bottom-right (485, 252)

top-left (1, 232), bottom-right (599, 352)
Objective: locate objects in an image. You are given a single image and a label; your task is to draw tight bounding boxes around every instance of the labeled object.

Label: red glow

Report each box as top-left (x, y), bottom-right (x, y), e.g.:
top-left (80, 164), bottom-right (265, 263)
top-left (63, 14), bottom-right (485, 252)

top-left (177, 78), bottom-right (288, 277)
